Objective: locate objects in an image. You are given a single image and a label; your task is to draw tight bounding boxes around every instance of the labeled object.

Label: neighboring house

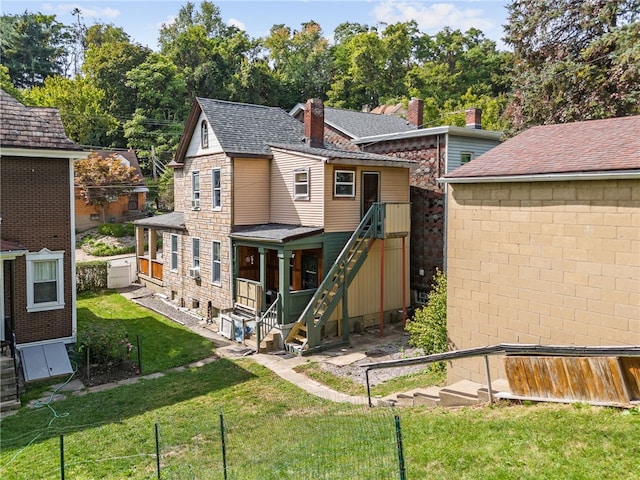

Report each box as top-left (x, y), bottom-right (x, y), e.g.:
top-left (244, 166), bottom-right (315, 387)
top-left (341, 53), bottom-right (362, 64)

top-left (74, 149), bottom-right (148, 231)
top-left (135, 98), bottom-right (414, 352)
top-left (0, 90), bottom-right (85, 381)
top-left (293, 99), bottom-right (503, 299)
top-left (441, 115), bottom-right (640, 385)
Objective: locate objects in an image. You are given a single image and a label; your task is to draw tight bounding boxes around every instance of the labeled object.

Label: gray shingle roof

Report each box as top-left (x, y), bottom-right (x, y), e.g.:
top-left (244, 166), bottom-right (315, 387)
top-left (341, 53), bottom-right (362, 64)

top-left (0, 89), bottom-right (82, 151)
top-left (230, 224), bottom-right (323, 243)
top-left (134, 211), bottom-right (186, 230)
top-left (197, 98), bottom-right (305, 156)
top-left (324, 107), bottom-right (416, 138)
top-left (445, 115), bottom-right (640, 179)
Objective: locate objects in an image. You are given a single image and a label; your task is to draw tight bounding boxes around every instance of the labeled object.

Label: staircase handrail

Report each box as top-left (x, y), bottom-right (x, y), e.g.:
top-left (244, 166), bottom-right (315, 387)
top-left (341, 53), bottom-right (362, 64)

top-left (255, 293), bottom-right (280, 353)
top-left (297, 203), bottom-right (382, 325)
top-left (362, 343), bottom-right (640, 407)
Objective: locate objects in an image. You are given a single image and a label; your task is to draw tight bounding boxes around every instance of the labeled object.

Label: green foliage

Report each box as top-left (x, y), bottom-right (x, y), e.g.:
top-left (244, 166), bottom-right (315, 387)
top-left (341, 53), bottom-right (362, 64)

top-left (97, 222), bottom-right (125, 237)
top-left (86, 243), bottom-right (135, 257)
top-left (504, 0), bottom-right (640, 132)
top-left (76, 261), bottom-right (108, 292)
top-left (77, 322), bottom-right (133, 365)
top-left (157, 168), bottom-right (174, 211)
top-left (406, 270), bottom-right (448, 356)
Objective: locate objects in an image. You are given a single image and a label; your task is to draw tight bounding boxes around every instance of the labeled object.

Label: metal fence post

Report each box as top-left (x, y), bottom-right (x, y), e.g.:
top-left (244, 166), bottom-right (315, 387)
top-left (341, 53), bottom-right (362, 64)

top-left (155, 423), bottom-right (161, 479)
top-left (60, 434), bottom-right (65, 480)
top-left (220, 408), bottom-right (228, 480)
top-left (484, 355), bottom-right (494, 404)
top-left (395, 415), bottom-right (406, 480)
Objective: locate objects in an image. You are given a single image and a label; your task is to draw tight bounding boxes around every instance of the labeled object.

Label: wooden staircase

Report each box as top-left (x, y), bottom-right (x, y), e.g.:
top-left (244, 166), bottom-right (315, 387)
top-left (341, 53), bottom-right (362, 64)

top-left (378, 379), bottom-right (511, 408)
top-left (285, 205), bottom-right (382, 354)
top-left (0, 354), bottom-right (20, 418)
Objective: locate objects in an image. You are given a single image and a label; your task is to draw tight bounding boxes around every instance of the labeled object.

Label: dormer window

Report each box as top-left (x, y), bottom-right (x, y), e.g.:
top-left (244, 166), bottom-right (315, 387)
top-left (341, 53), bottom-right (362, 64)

top-left (201, 120), bottom-right (209, 149)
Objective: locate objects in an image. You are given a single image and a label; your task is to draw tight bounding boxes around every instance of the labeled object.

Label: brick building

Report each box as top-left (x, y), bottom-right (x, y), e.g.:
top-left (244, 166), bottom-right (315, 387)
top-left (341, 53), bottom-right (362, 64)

top-left (441, 115), bottom-right (640, 384)
top-left (0, 90), bottom-right (85, 350)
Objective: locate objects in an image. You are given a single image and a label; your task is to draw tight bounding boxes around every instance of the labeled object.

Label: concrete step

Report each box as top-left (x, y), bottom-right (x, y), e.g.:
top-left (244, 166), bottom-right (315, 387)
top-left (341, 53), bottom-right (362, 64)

top-left (439, 380), bottom-right (484, 407)
top-left (0, 398), bottom-right (20, 413)
top-left (413, 386), bottom-right (442, 407)
top-left (478, 378), bottom-right (511, 402)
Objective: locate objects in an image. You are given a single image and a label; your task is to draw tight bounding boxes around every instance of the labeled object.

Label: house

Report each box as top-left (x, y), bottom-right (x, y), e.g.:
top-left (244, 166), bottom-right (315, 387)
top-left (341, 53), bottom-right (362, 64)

top-left (0, 90), bottom-right (85, 384)
top-left (441, 115), bottom-right (640, 385)
top-left (134, 98), bottom-right (414, 352)
top-left (74, 149), bottom-right (148, 231)
top-left (293, 99), bottom-right (503, 300)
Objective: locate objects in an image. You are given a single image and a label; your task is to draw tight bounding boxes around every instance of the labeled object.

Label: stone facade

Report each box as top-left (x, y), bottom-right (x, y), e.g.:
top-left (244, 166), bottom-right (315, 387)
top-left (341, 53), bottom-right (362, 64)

top-left (446, 179), bottom-right (640, 383)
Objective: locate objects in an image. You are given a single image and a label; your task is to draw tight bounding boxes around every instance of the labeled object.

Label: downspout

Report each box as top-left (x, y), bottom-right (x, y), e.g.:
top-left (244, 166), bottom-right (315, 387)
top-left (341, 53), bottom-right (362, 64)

top-left (442, 134), bottom-right (449, 273)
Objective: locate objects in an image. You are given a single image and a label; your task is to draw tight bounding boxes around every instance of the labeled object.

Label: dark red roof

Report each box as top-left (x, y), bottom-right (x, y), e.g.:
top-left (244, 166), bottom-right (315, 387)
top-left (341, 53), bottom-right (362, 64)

top-left (0, 239), bottom-right (27, 253)
top-left (0, 89), bottom-right (81, 151)
top-left (446, 115), bottom-right (640, 178)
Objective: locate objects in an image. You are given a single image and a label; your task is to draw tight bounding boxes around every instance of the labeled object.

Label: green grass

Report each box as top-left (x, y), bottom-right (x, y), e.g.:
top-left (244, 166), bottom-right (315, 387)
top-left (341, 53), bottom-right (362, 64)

top-left (294, 360), bottom-right (446, 397)
top-left (76, 290), bottom-right (215, 374)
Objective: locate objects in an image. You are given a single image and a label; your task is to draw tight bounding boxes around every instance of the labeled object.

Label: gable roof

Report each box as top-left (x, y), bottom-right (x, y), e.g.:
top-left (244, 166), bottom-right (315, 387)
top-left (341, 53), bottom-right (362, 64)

top-left (175, 98), bottom-right (305, 160)
top-left (0, 89), bottom-right (82, 152)
top-left (443, 115), bottom-right (640, 182)
top-left (290, 103), bottom-right (416, 138)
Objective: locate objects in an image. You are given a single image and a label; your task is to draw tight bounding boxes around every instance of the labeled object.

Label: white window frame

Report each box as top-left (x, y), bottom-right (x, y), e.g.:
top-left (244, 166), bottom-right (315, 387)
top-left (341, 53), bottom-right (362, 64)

top-left (170, 234), bottom-right (178, 271)
top-left (26, 249), bottom-right (65, 312)
top-left (211, 241), bottom-right (221, 285)
top-left (201, 120), bottom-right (209, 149)
top-left (212, 168), bottom-right (222, 210)
top-left (334, 169), bottom-right (355, 198)
top-left (294, 167), bottom-right (310, 200)
top-left (192, 237), bottom-right (200, 268)
top-left (192, 171), bottom-right (200, 209)
top-left (460, 151), bottom-right (474, 165)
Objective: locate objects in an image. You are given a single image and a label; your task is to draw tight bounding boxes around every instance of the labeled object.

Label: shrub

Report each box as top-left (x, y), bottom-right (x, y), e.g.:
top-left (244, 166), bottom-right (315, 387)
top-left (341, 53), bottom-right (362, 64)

top-left (76, 261), bottom-right (108, 292)
top-left (124, 222), bottom-right (135, 236)
top-left (87, 243), bottom-right (135, 256)
top-left (97, 222), bottom-right (126, 237)
top-left (406, 269), bottom-right (448, 357)
top-left (77, 322), bottom-right (133, 365)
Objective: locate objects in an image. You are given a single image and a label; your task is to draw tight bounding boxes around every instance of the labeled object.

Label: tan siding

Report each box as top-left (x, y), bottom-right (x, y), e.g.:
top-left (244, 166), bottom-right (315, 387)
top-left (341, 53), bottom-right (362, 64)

top-left (233, 158), bottom-right (270, 225)
top-left (324, 166), bottom-right (410, 233)
top-left (446, 179), bottom-right (640, 384)
top-left (270, 151), bottom-right (324, 226)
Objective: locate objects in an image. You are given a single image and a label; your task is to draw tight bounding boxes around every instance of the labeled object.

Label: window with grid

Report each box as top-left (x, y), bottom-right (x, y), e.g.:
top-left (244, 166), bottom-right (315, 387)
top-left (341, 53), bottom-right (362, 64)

top-left (192, 237), bottom-right (200, 268)
top-left (26, 250), bottom-right (64, 312)
top-left (294, 168), bottom-right (309, 199)
top-left (192, 171), bottom-right (200, 208)
top-left (170, 234), bottom-right (178, 271)
top-left (212, 168), bottom-right (221, 209)
top-left (212, 241), bottom-right (221, 285)
top-left (334, 169), bottom-right (355, 197)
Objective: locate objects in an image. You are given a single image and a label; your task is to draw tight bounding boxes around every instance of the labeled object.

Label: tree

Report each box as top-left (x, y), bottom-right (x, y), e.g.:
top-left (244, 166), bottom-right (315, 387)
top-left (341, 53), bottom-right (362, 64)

top-left (24, 76), bottom-right (119, 146)
top-left (0, 12), bottom-right (69, 88)
top-left (264, 21), bottom-right (331, 107)
top-left (75, 151), bottom-right (142, 222)
top-left (504, 0), bottom-right (640, 132)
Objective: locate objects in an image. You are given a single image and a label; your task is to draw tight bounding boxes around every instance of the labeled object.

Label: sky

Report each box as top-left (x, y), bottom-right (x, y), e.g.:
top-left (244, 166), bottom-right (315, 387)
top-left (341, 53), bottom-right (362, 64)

top-left (1, 0), bottom-right (511, 50)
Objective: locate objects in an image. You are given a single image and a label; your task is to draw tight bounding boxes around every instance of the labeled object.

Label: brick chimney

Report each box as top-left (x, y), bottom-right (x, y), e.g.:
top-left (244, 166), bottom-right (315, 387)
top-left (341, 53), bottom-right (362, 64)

top-left (304, 98), bottom-right (324, 148)
top-left (407, 98), bottom-right (424, 128)
top-left (465, 108), bottom-right (482, 129)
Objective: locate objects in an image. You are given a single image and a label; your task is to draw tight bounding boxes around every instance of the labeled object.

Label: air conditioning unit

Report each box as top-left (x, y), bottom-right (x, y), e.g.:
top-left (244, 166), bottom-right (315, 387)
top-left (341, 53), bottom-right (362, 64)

top-left (188, 266), bottom-right (200, 279)
top-left (191, 199), bottom-right (200, 209)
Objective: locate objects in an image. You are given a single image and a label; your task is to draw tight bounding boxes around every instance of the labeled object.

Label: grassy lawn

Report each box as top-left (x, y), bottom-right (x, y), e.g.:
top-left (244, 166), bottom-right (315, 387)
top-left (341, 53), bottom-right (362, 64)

top-left (2, 292), bottom-right (638, 478)
top-left (1, 358), bottom-right (638, 479)
top-left (76, 290), bottom-right (215, 373)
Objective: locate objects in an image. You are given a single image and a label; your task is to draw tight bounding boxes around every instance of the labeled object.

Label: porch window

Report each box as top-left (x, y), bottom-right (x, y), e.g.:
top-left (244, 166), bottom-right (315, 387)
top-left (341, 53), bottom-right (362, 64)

top-left (26, 250), bottom-right (64, 312)
top-left (212, 168), bottom-right (221, 209)
top-left (334, 170), bottom-right (355, 197)
top-left (212, 241), bottom-right (221, 285)
top-left (192, 237), bottom-right (200, 268)
top-left (191, 171), bottom-right (200, 209)
top-left (201, 120), bottom-right (209, 148)
top-left (294, 168), bottom-right (309, 200)
top-left (170, 234), bottom-right (178, 271)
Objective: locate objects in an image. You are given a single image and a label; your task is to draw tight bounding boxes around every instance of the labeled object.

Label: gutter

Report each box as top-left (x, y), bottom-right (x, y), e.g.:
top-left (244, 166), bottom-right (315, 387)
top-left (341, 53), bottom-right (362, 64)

top-left (439, 171), bottom-right (640, 184)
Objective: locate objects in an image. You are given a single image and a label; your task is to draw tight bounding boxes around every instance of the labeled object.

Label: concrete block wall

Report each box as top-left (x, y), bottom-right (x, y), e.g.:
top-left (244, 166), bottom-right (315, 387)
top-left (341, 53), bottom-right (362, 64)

top-left (446, 179), bottom-right (640, 383)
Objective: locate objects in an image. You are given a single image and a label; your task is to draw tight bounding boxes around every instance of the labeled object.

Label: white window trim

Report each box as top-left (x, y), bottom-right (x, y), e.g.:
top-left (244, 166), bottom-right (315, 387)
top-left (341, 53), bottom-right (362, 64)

top-left (294, 167), bottom-right (310, 200)
top-left (192, 171), bottom-right (200, 209)
top-left (201, 120), bottom-right (209, 149)
top-left (212, 168), bottom-right (222, 210)
top-left (26, 249), bottom-right (65, 312)
top-left (460, 151), bottom-right (474, 165)
top-left (211, 241), bottom-right (221, 286)
top-left (170, 234), bottom-right (178, 271)
top-left (192, 237), bottom-right (201, 268)
top-left (334, 169), bottom-right (355, 198)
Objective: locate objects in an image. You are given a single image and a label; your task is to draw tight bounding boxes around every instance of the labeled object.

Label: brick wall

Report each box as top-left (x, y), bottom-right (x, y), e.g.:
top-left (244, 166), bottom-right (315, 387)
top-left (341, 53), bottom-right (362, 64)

top-left (2, 156), bottom-right (74, 343)
top-left (362, 136), bottom-right (446, 293)
top-left (446, 179), bottom-right (640, 383)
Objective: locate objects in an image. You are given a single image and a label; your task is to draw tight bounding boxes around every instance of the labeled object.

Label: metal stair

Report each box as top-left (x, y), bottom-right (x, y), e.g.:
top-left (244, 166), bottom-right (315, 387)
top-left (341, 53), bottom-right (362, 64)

top-left (285, 204), bottom-right (383, 354)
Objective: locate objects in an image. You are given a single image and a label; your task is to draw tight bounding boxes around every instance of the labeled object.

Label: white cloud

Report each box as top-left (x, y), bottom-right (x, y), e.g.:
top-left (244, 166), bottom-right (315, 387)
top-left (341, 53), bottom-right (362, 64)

top-left (42, 3), bottom-right (120, 20)
top-left (227, 18), bottom-right (246, 31)
top-left (373, 1), bottom-right (494, 33)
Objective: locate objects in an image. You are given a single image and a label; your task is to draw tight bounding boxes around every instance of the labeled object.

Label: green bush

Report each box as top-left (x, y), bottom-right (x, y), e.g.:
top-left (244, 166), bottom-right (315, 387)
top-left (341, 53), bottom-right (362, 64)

top-left (87, 243), bottom-right (135, 256)
top-left (77, 322), bottom-right (134, 365)
top-left (97, 222), bottom-right (126, 237)
top-left (76, 261), bottom-right (108, 292)
top-left (124, 222), bottom-right (135, 236)
top-left (406, 269), bottom-right (448, 357)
